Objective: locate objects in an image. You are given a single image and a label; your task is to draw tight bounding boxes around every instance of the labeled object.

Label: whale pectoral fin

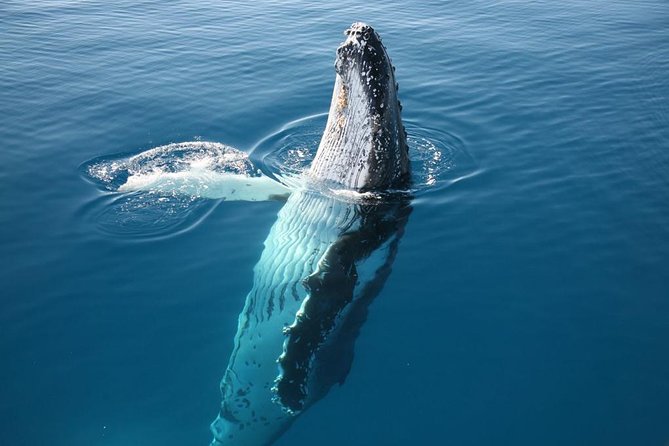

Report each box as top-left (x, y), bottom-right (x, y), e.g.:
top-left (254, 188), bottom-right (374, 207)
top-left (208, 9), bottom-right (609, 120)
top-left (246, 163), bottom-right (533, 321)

top-left (274, 234), bottom-right (359, 413)
top-left (208, 174), bottom-right (292, 202)
top-left (119, 171), bottom-right (291, 201)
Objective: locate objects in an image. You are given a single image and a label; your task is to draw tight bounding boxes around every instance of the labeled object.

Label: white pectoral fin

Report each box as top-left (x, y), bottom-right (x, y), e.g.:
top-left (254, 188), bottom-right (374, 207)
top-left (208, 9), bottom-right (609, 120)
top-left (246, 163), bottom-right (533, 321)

top-left (118, 169), bottom-right (291, 201)
top-left (201, 173), bottom-right (292, 201)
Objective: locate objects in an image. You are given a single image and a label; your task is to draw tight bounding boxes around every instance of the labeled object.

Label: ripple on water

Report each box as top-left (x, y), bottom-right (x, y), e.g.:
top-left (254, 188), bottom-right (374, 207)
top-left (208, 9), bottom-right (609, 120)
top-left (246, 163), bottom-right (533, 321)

top-left (250, 114), bottom-right (327, 189)
top-left (79, 119), bottom-right (476, 239)
top-left (77, 192), bottom-right (218, 241)
top-left (252, 114), bottom-right (477, 195)
top-left (79, 141), bottom-right (259, 241)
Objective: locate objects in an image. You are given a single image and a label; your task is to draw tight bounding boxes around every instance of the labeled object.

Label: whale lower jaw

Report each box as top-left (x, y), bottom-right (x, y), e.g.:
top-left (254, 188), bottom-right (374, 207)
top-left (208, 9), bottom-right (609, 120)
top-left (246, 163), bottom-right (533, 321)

top-left (309, 75), bottom-right (409, 192)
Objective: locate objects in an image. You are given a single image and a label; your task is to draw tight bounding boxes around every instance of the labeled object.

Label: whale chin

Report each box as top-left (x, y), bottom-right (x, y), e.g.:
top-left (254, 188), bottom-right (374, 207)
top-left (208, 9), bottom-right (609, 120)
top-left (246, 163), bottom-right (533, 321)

top-left (309, 22), bottom-right (409, 192)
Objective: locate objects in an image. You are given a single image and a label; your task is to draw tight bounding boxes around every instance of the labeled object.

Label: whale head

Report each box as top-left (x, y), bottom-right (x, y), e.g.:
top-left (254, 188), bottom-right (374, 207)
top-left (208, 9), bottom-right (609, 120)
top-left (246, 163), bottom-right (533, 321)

top-left (309, 23), bottom-right (410, 192)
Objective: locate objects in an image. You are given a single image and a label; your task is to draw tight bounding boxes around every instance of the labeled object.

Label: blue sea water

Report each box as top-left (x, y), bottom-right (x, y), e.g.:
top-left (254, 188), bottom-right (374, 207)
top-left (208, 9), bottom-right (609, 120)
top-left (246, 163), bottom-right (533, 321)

top-left (2, 0), bottom-right (669, 445)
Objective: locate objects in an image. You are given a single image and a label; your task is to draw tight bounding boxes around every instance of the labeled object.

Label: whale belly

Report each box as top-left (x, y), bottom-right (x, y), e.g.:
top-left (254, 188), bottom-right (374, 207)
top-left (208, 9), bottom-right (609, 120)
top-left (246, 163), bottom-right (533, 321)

top-left (211, 191), bottom-right (358, 444)
top-left (211, 189), bottom-right (410, 445)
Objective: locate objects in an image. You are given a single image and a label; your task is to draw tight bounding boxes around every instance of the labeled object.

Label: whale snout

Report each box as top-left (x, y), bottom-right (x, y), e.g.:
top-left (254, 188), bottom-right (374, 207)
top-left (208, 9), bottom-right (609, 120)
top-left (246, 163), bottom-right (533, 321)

top-left (335, 22), bottom-right (387, 76)
top-left (338, 22), bottom-right (379, 53)
top-left (344, 22), bottom-right (373, 41)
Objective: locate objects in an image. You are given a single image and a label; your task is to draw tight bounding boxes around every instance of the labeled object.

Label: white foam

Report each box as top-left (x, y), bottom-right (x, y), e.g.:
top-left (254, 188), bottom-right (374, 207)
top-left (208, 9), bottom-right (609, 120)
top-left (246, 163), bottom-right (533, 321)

top-left (329, 188), bottom-right (381, 202)
top-left (85, 141), bottom-right (293, 201)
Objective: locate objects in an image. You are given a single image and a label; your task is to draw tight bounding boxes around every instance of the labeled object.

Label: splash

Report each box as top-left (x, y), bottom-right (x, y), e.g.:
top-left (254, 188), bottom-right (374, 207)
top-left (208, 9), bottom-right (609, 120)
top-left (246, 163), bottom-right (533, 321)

top-left (254, 114), bottom-right (474, 196)
top-left (79, 125), bottom-right (473, 239)
top-left (83, 141), bottom-right (261, 195)
top-left (80, 141), bottom-right (282, 240)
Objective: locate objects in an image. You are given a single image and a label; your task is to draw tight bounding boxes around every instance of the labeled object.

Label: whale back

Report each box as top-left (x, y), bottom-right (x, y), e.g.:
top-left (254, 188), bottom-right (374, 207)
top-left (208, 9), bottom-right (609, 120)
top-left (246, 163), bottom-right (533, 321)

top-left (309, 23), bottom-right (410, 192)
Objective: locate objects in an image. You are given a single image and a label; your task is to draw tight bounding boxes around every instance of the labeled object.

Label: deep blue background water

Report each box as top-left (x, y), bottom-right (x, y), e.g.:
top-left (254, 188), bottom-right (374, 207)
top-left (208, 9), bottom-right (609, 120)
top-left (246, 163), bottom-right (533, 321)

top-left (2, 1), bottom-right (669, 445)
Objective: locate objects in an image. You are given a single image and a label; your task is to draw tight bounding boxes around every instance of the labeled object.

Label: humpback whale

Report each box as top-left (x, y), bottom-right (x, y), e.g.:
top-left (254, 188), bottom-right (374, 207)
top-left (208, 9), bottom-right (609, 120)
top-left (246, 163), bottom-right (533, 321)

top-left (80, 21), bottom-right (410, 446)
top-left (78, 21), bottom-right (420, 446)
top-left (210, 23), bottom-right (412, 446)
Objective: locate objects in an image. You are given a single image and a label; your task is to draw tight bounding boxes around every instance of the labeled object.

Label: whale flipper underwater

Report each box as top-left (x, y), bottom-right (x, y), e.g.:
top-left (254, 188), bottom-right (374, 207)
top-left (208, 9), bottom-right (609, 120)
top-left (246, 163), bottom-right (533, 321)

top-left (210, 23), bottom-right (412, 446)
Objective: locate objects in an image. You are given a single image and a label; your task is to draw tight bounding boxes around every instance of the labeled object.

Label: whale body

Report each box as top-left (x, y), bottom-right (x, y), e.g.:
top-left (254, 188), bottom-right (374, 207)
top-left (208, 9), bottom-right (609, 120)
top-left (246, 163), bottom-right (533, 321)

top-left (211, 191), bottom-right (410, 445)
top-left (210, 23), bottom-right (411, 445)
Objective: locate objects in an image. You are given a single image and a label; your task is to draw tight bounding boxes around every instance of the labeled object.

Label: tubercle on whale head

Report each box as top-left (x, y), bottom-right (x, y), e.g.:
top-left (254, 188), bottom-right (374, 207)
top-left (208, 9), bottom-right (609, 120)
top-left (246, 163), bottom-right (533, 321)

top-left (335, 23), bottom-right (374, 75)
top-left (334, 22), bottom-right (398, 116)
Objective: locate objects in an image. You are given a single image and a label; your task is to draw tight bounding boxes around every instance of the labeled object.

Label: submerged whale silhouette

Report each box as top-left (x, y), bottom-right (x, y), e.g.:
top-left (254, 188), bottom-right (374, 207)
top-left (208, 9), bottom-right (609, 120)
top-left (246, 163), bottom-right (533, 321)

top-left (209, 23), bottom-right (412, 446)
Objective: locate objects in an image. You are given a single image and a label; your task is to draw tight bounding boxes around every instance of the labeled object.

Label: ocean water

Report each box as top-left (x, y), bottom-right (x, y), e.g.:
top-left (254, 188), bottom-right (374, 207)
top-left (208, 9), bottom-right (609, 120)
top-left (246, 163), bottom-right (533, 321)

top-left (2, 0), bottom-right (669, 445)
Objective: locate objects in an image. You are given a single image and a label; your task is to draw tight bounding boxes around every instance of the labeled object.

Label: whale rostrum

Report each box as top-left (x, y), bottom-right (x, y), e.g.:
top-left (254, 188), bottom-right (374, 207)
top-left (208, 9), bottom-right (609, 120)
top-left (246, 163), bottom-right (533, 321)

top-left (210, 23), bottom-right (412, 445)
top-left (309, 22), bottom-right (410, 192)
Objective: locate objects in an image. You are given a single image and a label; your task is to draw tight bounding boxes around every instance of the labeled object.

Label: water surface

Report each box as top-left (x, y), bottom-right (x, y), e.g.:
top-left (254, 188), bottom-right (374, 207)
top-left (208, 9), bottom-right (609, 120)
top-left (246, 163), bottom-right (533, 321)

top-left (1, 1), bottom-right (668, 445)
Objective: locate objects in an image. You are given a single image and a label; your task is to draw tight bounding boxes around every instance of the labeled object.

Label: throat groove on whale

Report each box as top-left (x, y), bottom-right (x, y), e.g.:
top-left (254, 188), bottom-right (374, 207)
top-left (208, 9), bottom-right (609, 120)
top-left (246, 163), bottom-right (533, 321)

top-left (211, 191), bottom-right (411, 444)
top-left (274, 197), bottom-right (410, 414)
